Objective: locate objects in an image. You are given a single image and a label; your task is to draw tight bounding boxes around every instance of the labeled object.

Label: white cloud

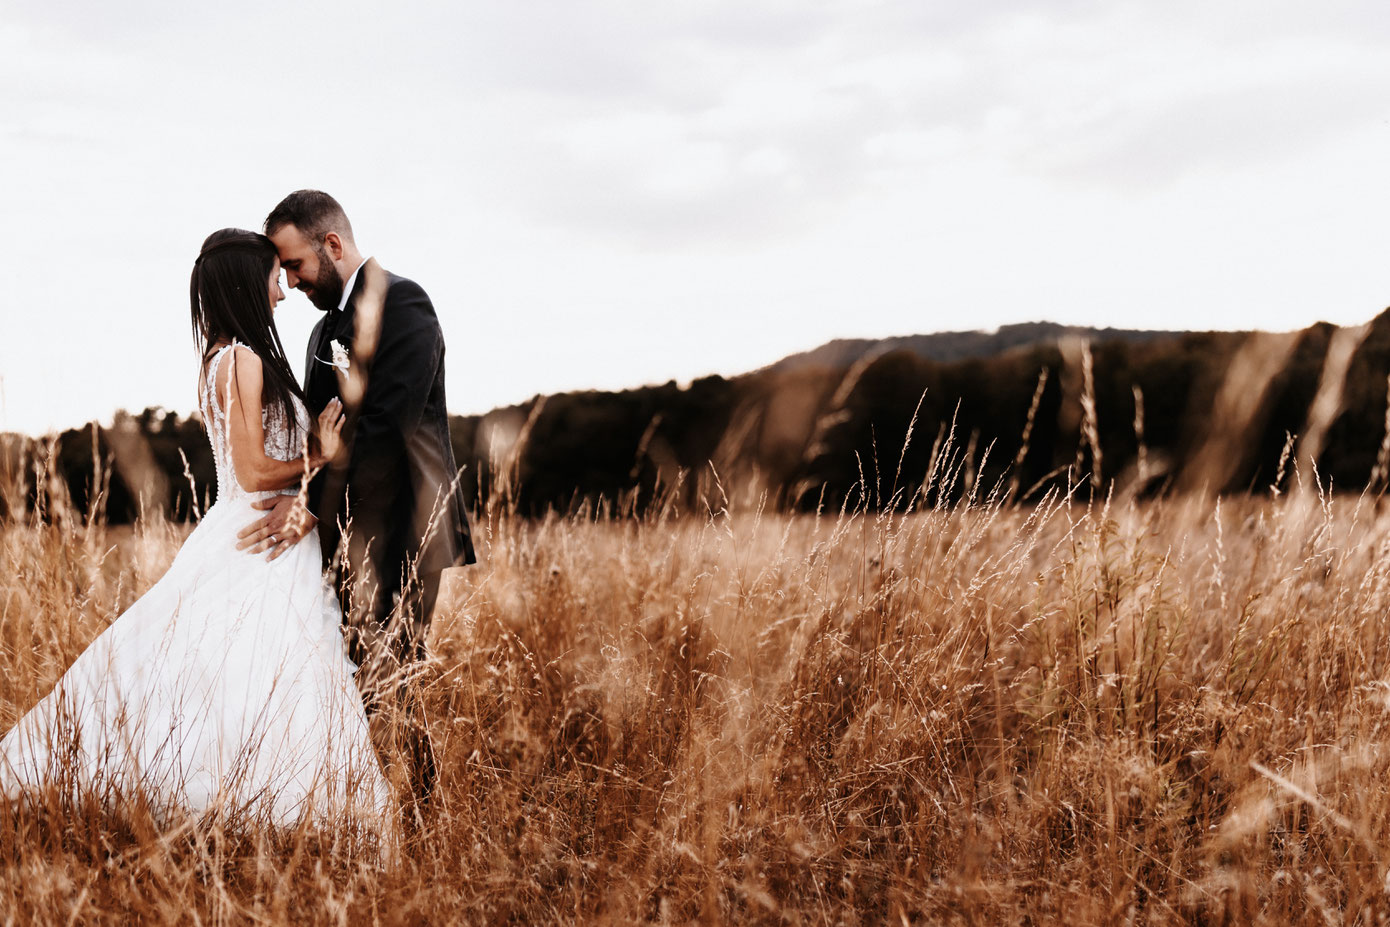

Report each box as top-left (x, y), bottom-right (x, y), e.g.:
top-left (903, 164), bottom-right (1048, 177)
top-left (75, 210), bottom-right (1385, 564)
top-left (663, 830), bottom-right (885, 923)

top-left (3, 0), bottom-right (1390, 435)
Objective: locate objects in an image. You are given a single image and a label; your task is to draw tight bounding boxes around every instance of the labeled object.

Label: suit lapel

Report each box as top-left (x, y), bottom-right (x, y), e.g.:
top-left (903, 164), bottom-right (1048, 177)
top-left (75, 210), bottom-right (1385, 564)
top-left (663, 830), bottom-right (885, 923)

top-left (305, 315), bottom-right (336, 409)
top-left (305, 268), bottom-right (369, 409)
top-left (333, 265), bottom-right (369, 353)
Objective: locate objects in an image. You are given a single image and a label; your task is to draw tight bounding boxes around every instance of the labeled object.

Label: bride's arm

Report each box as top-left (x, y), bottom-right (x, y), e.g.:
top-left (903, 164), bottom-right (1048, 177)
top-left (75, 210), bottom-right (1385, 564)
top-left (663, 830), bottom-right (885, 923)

top-left (216, 346), bottom-right (337, 493)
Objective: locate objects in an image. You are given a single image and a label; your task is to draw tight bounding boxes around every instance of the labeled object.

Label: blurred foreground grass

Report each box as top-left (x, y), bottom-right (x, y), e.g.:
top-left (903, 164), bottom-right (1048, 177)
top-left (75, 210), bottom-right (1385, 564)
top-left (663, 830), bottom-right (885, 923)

top-left (7, 484), bottom-right (1390, 924)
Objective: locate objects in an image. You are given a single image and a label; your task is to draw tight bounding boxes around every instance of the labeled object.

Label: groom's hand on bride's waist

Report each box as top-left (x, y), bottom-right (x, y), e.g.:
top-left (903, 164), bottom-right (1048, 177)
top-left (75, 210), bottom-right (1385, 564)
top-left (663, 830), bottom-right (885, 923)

top-left (237, 496), bottom-right (318, 561)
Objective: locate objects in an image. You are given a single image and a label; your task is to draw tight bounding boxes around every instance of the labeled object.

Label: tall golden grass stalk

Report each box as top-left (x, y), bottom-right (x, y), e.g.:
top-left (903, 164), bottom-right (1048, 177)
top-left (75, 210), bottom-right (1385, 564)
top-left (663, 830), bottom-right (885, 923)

top-left (7, 446), bottom-right (1390, 922)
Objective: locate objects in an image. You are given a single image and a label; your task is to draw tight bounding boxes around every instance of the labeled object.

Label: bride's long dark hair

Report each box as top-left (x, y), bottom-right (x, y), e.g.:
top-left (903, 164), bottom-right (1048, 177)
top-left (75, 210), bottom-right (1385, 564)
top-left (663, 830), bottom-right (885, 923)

top-left (190, 229), bottom-right (307, 442)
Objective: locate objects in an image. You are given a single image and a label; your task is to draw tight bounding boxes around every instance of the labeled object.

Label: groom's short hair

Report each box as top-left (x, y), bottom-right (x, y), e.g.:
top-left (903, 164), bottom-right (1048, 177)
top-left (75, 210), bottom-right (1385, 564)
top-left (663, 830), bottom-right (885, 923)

top-left (264, 190), bottom-right (355, 244)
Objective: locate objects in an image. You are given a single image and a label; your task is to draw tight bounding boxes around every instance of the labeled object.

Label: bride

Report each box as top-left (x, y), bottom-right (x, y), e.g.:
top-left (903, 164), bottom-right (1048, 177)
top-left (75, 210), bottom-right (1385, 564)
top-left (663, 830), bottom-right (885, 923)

top-left (0, 229), bottom-right (394, 834)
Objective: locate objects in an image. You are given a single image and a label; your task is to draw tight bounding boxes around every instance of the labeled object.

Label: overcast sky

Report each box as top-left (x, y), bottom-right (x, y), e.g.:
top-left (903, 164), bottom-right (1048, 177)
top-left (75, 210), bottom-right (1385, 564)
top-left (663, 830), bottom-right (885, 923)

top-left (3, 0), bottom-right (1390, 435)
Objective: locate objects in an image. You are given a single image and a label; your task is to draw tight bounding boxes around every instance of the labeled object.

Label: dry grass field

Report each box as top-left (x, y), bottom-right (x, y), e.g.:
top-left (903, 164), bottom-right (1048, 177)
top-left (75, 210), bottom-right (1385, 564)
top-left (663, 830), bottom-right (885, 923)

top-left (8, 461), bottom-right (1390, 924)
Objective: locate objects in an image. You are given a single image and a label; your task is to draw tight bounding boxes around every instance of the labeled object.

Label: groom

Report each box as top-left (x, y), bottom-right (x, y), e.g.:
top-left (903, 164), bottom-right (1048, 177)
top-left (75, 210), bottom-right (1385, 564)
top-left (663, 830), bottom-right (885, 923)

top-left (237, 189), bottom-right (476, 810)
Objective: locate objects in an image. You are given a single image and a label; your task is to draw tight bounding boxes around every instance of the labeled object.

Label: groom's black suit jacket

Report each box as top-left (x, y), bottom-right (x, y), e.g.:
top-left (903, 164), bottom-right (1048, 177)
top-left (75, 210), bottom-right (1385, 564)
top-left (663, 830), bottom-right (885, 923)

top-left (303, 263), bottom-right (476, 610)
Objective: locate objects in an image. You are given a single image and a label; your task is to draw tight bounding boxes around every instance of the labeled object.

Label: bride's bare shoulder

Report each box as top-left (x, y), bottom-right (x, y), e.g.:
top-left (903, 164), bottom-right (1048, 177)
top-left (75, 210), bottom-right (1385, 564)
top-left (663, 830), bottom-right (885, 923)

top-left (206, 344), bottom-right (264, 409)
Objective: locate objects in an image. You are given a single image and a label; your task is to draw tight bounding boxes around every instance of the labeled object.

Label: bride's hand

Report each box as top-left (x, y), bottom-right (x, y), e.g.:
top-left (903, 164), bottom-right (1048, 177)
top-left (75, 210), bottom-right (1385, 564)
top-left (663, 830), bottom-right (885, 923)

top-left (316, 398), bottom-right (346, 465)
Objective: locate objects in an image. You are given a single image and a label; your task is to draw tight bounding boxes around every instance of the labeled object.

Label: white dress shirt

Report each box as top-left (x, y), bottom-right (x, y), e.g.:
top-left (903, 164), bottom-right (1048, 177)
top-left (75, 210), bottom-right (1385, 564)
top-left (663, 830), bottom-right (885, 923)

top-left (338, 258), bottom-right (370, 312)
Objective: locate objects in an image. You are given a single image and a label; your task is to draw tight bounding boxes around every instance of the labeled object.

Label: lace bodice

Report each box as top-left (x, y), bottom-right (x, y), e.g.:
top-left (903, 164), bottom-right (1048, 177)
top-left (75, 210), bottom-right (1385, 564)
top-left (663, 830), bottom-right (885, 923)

top-left (199, 343), bottom-right (311, 505)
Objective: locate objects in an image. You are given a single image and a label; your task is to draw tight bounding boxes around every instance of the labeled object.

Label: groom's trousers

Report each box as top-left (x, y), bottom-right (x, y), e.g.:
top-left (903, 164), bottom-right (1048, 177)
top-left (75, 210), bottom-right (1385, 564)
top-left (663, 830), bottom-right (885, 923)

top-left (337, 558), bottom-right (441, 811)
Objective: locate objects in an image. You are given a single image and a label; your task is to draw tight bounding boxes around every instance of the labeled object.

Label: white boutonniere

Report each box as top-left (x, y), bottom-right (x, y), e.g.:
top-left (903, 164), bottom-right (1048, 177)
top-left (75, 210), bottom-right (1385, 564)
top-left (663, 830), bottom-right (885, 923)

top-left (317, 339), bottom-right (350, 372)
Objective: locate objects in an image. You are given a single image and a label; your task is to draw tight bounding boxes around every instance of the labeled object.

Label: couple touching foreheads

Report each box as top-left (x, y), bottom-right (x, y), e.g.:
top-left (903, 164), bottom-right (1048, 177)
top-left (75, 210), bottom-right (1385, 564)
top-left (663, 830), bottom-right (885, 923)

top-left (0, 190), bottom-right (475, 840)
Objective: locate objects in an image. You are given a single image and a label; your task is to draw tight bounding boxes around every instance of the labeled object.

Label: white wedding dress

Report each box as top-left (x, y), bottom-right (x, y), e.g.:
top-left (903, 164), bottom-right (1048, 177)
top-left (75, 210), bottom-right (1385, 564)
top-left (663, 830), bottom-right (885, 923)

top-left (0, 343), bottom-right (394, 831)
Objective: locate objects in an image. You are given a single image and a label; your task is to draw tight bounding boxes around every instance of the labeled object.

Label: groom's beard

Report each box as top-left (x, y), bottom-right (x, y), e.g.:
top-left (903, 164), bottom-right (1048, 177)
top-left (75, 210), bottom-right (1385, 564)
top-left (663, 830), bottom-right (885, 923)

top-left (301, 246), bottom-right (344, 312)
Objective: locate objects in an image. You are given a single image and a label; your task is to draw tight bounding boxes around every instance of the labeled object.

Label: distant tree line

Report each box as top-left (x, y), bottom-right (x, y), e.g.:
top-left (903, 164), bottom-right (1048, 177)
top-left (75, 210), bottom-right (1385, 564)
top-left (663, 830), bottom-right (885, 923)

top-left (6, 312), bottom-right (1390, 524)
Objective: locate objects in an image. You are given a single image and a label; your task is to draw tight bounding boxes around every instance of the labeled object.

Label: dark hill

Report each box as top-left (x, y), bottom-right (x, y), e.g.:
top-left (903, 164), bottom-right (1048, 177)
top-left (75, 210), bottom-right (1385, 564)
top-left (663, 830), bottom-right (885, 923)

top-left (8, 314), bottom-right (1390, 522)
